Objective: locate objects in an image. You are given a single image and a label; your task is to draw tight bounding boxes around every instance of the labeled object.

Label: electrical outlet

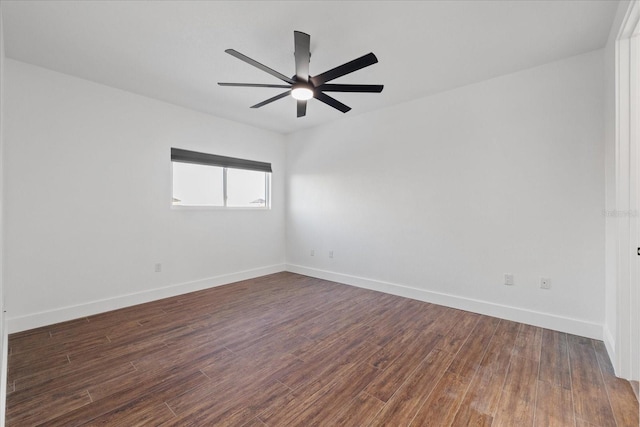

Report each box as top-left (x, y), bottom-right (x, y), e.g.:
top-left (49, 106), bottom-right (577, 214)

top-left (329, 251), bottom-right (334, 258)
top-left (540, 277), bottom-right (551, 290)
top-left (504, 273), bottom-right (514, 286)
top-left (154, 263), bottom-right (162, 273)
top-left (310, 249), bottom-right (315, 256)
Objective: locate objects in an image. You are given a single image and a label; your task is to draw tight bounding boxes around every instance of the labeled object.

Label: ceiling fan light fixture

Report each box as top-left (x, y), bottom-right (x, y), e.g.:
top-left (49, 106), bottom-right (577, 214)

top-left (219, 31), bottom-right (382, 117)
top-left (291, 86), bottom-right (314, 100)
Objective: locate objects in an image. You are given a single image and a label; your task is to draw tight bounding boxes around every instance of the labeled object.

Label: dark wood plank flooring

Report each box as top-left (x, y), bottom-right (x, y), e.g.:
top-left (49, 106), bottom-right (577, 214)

top-left (6, 272), bottom-right (639, 426)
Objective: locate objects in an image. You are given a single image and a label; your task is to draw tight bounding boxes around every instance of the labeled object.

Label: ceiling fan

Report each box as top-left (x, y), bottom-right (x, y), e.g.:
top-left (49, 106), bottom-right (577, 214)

top-left (218, 31), bottom-right (383, 118)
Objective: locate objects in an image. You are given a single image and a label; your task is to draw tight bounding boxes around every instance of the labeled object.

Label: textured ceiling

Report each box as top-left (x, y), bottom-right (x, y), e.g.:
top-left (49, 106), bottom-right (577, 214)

top-left (2, 0), bottom-right (619, 134)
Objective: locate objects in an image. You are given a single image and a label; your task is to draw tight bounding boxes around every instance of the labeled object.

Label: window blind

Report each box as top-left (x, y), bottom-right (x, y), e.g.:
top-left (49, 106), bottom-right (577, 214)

top-left (171, 148), bottom-right (272, 173)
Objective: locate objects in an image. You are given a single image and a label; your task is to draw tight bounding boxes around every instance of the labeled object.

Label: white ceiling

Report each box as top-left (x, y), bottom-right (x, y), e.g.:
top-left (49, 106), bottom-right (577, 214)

top-left (2, 0), bottom-right (618, 134)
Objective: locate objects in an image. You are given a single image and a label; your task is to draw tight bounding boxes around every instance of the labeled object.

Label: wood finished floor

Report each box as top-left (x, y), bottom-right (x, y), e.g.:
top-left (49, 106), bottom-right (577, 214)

top-left (6, 272), bottom-right (639, 426)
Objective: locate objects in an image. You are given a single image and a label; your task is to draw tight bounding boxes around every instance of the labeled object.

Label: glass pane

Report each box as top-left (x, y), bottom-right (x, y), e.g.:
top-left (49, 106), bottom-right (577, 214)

top-left (227, 169), bottom-right (268, 208)
top-left (172, 162), bottom-right (224, 206)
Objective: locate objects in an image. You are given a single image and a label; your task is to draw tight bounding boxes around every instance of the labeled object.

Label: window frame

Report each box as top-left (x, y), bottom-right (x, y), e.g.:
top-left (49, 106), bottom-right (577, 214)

top-left (170, 148), bottom-right (272, 210)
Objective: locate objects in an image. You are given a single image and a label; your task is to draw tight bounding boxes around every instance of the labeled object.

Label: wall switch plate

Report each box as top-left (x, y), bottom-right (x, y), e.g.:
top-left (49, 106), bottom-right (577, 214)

top-left (540, 277), bottom-right (551, 289)
top-left (504, 273), bottom-right (514, 286)
top-left (329, 251), bottom-right (334, 258)
top-left (310, 250), bottom-right (315, 256)
top-left (154, 263), bottom-right (162, 273)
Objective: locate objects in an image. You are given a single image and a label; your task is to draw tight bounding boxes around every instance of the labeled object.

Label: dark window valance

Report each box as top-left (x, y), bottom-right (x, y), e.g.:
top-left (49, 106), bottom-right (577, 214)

top-left (171, 148), bottom-right (272, 173)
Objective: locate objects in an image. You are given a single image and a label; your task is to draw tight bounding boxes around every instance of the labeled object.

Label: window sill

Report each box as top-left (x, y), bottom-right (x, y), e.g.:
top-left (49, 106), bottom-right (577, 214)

top-left (171, 205), bottom-right (270, 211)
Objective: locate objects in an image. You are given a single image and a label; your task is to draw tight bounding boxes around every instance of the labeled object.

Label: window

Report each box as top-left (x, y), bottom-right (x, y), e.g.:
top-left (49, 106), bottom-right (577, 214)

top-left (172, 162), bottom-right (225, 206)
top-left (171, 148), bottom-right (271, 208)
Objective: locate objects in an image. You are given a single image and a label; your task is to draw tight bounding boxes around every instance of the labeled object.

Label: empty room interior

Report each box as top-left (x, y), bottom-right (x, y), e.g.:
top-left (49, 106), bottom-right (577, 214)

top-left (0, 0), bottom-right (639, 426)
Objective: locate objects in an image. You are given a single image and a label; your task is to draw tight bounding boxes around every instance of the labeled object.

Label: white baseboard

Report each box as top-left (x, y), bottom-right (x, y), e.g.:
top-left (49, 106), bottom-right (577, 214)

top-left (286, 264), bottom-right (604, 340)
top-left (8, 263), bottom-right (605, 341)
top-left (0, 312), bottom-right (7, 427)
top-left (8, 264), bottom-right (286, 333)
top-left (603, 325), bottom-right (617, 374)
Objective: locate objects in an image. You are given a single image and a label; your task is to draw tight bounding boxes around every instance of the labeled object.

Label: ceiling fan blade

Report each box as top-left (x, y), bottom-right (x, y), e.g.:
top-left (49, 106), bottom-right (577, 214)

top-left (297, 100), bottom-right (307, 117)
top-left (250, 90), bottom-right (291, 109)
top-left (310, 53), bottom-right (378, 86)
top-left (318, 84), bottom-right (384, 93)
top-left (314, 92), bottom-right (351, 113)
top-left (225, 49), bottom-right (295, 84)
top-left (294, 31), bottom-right (311, 82)
top-left (219, 83), bottom-right (291, 88)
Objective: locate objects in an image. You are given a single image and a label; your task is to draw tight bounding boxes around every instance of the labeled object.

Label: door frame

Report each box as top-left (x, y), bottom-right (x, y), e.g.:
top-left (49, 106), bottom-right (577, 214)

top-left (614, 0), bottom-right (639, 381)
